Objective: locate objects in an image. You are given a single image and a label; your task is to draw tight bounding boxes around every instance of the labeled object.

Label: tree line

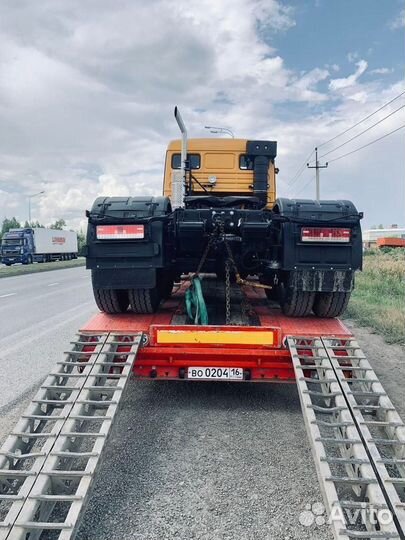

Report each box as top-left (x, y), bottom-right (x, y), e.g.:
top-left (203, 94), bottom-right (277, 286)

top-left (0, 217), bottom-right (86, 255)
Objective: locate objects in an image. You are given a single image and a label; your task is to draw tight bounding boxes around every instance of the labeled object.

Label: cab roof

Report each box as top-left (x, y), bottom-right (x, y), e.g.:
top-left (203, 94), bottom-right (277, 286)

top-left (167, 138), bottom-right (249, 152)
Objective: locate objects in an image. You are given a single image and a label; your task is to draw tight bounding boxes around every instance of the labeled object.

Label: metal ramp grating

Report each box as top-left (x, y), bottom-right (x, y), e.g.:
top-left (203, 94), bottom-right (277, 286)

top-left (0, 331), bottom-right (142, 540)
top-left (287, 336), bottom-right (404, 540)
top-left (322, 338), bottom-right (405, 535)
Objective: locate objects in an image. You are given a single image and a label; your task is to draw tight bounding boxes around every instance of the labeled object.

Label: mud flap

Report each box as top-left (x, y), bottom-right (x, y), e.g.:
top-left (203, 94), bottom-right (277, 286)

top-left (288, 269), bottom-right (354, 292)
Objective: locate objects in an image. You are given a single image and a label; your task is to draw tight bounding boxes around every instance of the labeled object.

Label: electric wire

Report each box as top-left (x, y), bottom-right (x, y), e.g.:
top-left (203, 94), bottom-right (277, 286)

top-left (318, 104), bottom-right (405, 159)
top-left (294, 124), bottom-right (405, 196)
top-left (317, 89), bottom-right (405, 149)
top-left (288, 148), bottom-right (315, 186)
top-left (327, 123), bottom-right (405, 163)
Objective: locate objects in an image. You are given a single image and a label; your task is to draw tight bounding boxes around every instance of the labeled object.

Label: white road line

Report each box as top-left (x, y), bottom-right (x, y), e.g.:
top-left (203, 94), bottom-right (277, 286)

top-left (48, 282), bottom-right (60, 287)
top-left (0, 293), bottom-right (16, 298)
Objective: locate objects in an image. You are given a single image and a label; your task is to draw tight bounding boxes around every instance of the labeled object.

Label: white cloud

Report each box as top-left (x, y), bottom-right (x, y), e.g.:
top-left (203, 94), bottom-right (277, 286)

top-left (329, 60), bottom-right (368, 91)
top-left (370, 67), bottom-right (393, 75)
top-left (347, 51), bottom-right (359, 63)
top-left (390, 8), bottom-right (405, 29)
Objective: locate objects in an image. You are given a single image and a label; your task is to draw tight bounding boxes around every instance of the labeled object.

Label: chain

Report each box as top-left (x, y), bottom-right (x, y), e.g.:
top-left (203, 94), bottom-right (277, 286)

top-left (192, 234), bottom-right (215, 278)
top-left (225, 258), bottom-right (231, 325)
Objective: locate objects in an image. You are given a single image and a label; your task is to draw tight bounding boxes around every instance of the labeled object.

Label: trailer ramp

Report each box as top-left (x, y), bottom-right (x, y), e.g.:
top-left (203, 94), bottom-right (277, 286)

top-left (288, 336), bottom-right (405, 540)
top-left (0, 331), bottom-right (142, 540)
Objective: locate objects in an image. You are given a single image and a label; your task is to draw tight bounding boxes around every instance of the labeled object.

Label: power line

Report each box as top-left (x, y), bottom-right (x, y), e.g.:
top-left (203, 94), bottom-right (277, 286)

top-left (294, 174), bottom-right (314, 197)
top-left (288, 149), bottom-right (314, 186)
top-left (317, 89), bottom-right (405, 149)
top-left (327, 123), bottom-right (405, 163)
top-left (318, 104), bottom-right (405, 159)
top-left (293, 123), bottom-right (405, 196)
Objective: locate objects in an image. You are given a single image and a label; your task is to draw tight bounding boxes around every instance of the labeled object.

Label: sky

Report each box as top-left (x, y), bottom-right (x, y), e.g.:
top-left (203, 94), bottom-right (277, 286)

top-left (0, 0), bottom-right (404, 230)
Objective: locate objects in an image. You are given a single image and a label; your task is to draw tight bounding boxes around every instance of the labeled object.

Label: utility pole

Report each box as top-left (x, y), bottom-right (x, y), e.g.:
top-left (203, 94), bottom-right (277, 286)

top-left (307, 147), bottom-right (328, 201)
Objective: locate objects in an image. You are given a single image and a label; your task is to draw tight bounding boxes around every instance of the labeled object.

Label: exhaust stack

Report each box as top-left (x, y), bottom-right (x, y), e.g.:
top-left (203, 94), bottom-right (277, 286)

top-left (173, 106), bottom-right (188, 208)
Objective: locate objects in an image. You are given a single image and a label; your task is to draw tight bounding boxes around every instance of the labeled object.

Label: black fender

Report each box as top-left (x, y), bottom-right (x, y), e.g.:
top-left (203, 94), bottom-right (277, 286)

top-left (272, 198), bottom-right (363, 290)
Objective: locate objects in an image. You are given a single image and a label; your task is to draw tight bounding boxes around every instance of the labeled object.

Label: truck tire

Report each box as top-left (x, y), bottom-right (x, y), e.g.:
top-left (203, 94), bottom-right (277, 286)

top-left (129, 288), bottom-right (161, 314)
top-left (93, 288), bottom-right (129, 314)
top-left (313, 292), bottom-right (351, 318)
top-left (280, 287), bottom-right (315, 317)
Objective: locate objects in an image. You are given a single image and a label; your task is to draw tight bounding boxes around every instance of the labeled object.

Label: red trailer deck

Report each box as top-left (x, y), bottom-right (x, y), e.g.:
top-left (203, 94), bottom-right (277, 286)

top-left (81, 281), bottom-right (351, 383)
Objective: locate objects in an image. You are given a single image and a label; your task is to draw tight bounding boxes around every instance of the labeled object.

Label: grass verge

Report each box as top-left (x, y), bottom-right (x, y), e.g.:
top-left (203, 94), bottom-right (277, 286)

top-left (346, 249), bottom-right (405, 344)
top-left (0, 257), bottom-right (85, 278)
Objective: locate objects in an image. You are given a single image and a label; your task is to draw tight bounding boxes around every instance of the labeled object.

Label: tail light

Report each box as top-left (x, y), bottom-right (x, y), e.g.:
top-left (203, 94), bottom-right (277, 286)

top-left (96, 224), bottom-right (145, 240)
top-left (301, 227), bottom-right (351, 243)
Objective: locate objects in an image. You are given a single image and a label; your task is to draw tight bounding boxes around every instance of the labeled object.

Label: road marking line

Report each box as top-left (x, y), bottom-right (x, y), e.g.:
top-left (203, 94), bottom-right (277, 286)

top-left (0, 293), bottom-right (16, 298)
top-left (48, 282), bottom-right (60, 287)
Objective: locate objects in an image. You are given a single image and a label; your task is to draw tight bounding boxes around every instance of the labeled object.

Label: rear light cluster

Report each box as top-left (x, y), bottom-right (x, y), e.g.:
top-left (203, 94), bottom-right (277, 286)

top-left (96, 224), bottom-right (145, 240)
top-left (301, 227), bottom-right (351, 243)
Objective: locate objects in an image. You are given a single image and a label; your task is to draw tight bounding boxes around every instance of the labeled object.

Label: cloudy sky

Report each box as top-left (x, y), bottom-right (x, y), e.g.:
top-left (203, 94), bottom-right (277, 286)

top-left (0, 0), bottom-right (404, 230)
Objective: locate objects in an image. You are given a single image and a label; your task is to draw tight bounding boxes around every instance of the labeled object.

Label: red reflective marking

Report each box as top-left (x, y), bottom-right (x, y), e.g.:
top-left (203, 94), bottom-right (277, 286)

top-left (301, 227), bottom-right (351, 242)
top-left (96, 224), bottom-right (144, 239)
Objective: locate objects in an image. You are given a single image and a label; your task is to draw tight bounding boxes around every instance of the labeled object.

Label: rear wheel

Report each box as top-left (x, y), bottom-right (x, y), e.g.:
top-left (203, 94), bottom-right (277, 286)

top-left (313, 292), bottom-right (351, 318)
top-left (93, 288), bottom-right (129, 314)
top-left (129, 288), bottom-right (161, 314)
top-left (280, 287), bottom-right (315, 317)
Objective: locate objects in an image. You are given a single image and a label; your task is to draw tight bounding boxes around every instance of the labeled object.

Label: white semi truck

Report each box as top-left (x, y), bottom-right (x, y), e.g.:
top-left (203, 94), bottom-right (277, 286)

top-left (0, 228), bottom-right (78, 265)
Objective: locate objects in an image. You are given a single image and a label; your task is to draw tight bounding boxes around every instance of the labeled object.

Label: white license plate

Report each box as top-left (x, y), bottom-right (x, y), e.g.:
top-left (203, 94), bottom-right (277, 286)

top-left (187, 367), bottom-right (244, 380)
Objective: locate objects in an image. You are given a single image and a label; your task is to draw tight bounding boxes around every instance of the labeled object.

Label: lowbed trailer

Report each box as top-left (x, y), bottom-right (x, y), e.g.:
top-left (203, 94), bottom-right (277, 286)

top-left (1, 278), bottom-right (404, 539)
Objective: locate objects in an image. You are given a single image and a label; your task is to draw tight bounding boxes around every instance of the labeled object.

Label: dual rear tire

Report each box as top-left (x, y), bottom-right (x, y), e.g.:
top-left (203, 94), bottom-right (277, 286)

top-left (279, 287), bottom-right (350, 318)
top-left (312, 291), bottom-right (351, 318)
top-left (93, 288), bottom-right (129, 314)
top-left (91, 271), bottom-right (174, 315)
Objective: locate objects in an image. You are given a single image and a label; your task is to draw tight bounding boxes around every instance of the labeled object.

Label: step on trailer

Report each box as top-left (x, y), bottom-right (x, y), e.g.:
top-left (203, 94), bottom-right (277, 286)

top-left (0, 279), bottom-right (404, 540)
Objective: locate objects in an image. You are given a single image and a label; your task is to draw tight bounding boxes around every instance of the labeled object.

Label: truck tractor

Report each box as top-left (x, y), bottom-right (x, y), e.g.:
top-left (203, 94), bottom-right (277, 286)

top-left (1, 228), bottom-right (78, 265)
top-left (85, 108), bottom-right (362, 318)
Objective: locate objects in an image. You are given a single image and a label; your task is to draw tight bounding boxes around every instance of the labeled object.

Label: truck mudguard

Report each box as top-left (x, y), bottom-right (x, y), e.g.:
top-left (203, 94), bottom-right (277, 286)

top-left (86, 196), bottom-right (172, 290)
top-left (273, 198), bottom-right (362, 292)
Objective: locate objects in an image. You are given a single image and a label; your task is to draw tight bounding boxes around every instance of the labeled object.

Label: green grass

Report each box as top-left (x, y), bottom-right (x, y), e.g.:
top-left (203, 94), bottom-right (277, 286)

top-left (346, 249), bottom-right (405, 344)
top-left (0, 257), bottom-right (86, 278)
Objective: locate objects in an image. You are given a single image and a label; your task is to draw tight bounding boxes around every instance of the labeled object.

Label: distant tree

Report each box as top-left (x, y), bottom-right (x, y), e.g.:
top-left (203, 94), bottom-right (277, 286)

top-left (24, 220), bottom-right (45, 228)
top-left (50, 219), bottom-right (66, 230)
top-left (378, 224), bottom-right (384, 229)
top-left (77, 230), bottom-right (86, 256)
top-left (1, 217), bottom-right (21, 240)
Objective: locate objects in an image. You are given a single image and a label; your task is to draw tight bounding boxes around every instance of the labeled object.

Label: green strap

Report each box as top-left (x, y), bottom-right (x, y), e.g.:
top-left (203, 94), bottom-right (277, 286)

top-left (185, 276), bottom-right (209, 325)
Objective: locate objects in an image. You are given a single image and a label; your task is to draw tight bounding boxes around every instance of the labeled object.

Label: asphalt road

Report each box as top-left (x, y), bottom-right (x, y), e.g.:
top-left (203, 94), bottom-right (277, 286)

top-left (0, 266), bottom-right (94, 409)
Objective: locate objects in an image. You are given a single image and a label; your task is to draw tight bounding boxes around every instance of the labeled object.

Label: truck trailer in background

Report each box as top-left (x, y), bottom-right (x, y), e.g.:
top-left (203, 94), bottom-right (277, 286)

top-left (0, 228), bottom-right (78, 265)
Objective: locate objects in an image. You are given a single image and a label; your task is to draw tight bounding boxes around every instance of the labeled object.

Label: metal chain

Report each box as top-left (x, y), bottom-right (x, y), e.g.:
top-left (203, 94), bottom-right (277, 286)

top-left (192, 234), bottom-right (215, 278)
top-left (218, 218), bottom-right (247, 324)
top-left (225, 258), bottom-right (231, 325)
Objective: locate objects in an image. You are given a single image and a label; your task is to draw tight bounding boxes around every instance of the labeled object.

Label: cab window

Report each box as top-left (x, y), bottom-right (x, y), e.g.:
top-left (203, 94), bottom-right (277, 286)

top-left (171, 153), bottom-right (201, 170)
top-left (239, 154), bottom-right (254, 170)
